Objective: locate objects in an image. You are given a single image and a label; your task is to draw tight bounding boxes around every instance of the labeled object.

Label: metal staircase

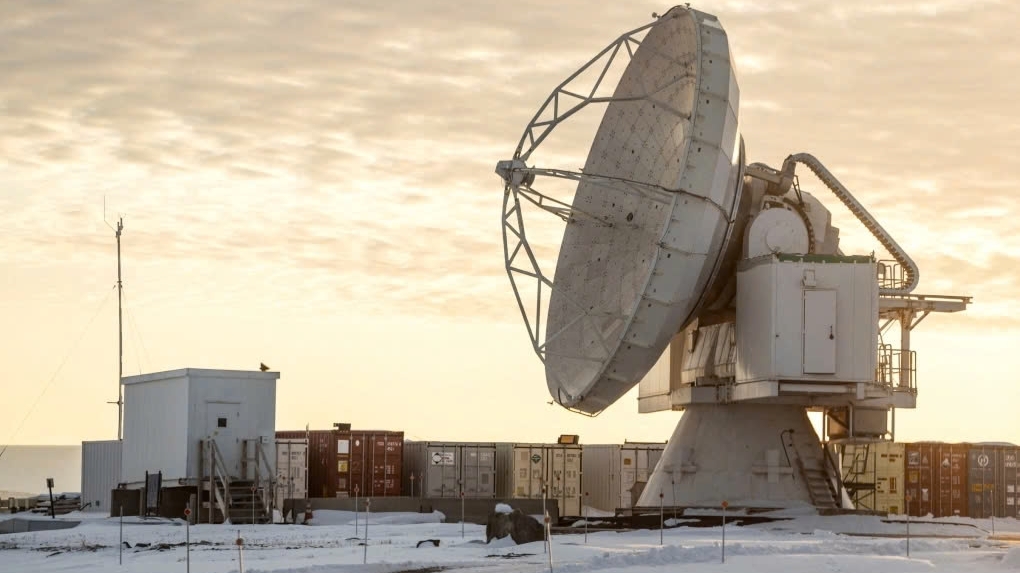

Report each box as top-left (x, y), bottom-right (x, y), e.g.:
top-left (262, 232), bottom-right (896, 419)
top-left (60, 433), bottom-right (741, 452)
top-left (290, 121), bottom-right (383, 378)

top-left (199, 438), bottom-right (275, 524)
top-left (788, 433), bottom-right (841, 510)
top-left (226, 480), bottom-right (271, 525)
top-left (839, 443), bottom-right (876, 511)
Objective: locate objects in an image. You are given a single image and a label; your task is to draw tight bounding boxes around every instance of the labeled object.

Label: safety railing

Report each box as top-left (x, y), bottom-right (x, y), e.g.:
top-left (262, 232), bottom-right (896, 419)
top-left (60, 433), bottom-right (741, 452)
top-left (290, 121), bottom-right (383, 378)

top-left (876, 343), bottom-right (916, 390)
top-left (877, 260), bottom-right (907, 291)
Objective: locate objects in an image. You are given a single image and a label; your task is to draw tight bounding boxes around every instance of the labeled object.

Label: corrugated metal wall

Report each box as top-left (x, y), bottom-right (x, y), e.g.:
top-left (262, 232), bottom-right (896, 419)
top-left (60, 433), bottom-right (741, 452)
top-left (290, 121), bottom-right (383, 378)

top-left (581, 445), bottom-right (621, 513)
top-left (905, 442), bottom-right (969, 518)
top-left (403, 442), bottom-right (513, 499)
top-left (347, 431), bottom-right (403, 497)
top-left (274, 439), bottom-right (307, 510)
top-left (510, 444), bottom-right (583, 516)
top-left (872, 442), bottom-right (906, 514)
top-left (967, 444), bottom-right (1020, 519)
top-left (620, 443), bottom-right (666, 509)
top-left (277, 429), bottom-right (404, 498)
top-left (277, 430), bottom-right (335, 497)
top-left (81, 440), bottom-right (122, 513)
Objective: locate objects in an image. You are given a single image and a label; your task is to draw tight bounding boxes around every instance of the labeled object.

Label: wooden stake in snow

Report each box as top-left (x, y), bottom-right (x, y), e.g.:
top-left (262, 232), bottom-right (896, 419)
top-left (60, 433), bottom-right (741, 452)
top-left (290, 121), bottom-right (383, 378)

top-left (904, 492), bottom-right (912, 558)
top-left (721, 500), bottom-right (728, 563)
top-left (236, 531), bottom-right (245, 573)
top-left (545, 512), bottom-right (554, 573)
top-left (542, 482), bottom-right (548, 555)
top-left (119, 505), bottom-right (123, 566)
top-left (584, 492), bottom-right (589, 544)
top-left (659, 491), bottom-right (664, 546)
top-left (363, 498), bottom-right (370, 564)
top-left (184, 505), bottom-right (192, 573)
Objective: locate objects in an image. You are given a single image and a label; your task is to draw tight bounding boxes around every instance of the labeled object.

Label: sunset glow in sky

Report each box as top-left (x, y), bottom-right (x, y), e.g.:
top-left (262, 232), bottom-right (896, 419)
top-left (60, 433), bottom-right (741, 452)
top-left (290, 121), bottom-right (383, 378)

top-left (2, 0), bottom-right (1018, 446)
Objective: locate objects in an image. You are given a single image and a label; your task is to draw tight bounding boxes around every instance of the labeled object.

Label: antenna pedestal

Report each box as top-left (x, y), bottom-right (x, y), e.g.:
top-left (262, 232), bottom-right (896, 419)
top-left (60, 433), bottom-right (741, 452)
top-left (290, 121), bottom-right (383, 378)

top-left (637, 404), bottom-right (837, 510)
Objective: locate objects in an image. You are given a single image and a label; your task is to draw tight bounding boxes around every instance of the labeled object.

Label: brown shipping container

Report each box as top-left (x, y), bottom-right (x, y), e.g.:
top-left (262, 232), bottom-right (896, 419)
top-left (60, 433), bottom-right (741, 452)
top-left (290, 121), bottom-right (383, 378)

top-left (276, 429), bottom-right (403, 498)
top-left (967, 444), bottom-right (1020, 519)
top-left (904, 442), bottom-right (969, 518)
top-left (345, 431), bottom-right (404, 497)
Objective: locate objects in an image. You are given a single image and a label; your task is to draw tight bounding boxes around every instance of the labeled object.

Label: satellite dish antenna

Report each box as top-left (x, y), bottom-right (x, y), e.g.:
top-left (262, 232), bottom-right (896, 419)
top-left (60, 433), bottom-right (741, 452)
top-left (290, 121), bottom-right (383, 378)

top-left (496, 5), bottom-right (971, 510)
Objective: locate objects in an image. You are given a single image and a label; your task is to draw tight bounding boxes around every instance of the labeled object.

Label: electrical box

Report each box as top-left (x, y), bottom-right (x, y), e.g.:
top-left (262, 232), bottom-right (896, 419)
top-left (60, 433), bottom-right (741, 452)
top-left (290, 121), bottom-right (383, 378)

top-left (735, 254), bottom-right (878, 385)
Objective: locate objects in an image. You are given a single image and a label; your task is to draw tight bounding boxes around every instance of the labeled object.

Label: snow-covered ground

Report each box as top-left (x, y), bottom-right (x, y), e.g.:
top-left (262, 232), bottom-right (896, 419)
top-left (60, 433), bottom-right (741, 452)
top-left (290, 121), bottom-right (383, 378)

top-left (2, 508), bottom-right (1020, 573)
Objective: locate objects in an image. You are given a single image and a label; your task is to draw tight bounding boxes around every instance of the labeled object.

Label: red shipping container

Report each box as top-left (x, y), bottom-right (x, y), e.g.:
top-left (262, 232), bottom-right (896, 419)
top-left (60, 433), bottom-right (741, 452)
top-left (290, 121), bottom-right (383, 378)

top-left (346, 431), bottom-right (403, 497)
top-left (276, 429), bottom-right (403, 498)
top-left (904, 442), bottom-right (969, 518)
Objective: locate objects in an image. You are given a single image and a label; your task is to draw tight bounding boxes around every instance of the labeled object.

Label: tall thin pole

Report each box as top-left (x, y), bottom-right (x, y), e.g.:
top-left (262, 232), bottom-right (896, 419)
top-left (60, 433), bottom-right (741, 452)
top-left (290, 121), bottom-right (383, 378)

top-left (115, 217), bottom-right (124, 440)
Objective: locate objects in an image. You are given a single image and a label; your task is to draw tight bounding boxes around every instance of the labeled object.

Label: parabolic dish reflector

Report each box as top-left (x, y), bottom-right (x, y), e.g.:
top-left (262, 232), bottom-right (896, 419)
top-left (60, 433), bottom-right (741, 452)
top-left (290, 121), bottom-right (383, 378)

top-left (501, 7), bottom-right (745, 414)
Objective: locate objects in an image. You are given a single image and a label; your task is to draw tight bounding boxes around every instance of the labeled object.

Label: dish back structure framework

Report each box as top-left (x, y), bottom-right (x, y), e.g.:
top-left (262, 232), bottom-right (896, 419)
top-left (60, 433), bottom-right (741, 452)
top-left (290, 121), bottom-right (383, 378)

top-left (496, 5), bottom-right (971, 511)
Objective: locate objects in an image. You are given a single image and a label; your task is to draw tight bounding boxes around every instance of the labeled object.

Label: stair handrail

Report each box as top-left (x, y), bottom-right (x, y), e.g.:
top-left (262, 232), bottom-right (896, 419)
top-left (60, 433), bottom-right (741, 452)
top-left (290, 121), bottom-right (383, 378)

top-left (254, 440), bottom-right (275, 517)
top-left (207, 438), bottom-right (233, 520)
top-left (822, 443), bottom-right (846, 508)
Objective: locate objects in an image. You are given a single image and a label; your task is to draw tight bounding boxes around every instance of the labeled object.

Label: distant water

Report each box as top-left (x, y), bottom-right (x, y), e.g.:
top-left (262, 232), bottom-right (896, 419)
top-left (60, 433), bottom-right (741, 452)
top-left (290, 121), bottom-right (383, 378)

top-left (0, 445), bottom-right (80, 497)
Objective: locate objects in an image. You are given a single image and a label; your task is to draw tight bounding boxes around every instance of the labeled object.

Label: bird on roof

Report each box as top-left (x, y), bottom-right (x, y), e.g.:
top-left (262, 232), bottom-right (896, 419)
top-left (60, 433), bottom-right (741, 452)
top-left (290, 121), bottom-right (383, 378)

top-left (259, 363), bottom-right (270, 372)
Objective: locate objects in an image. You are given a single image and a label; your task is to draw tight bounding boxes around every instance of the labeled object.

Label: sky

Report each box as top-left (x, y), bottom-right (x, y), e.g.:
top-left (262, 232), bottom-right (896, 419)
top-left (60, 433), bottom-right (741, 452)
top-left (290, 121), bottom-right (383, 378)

top-left (1, 0), bottom-right (1018, 447)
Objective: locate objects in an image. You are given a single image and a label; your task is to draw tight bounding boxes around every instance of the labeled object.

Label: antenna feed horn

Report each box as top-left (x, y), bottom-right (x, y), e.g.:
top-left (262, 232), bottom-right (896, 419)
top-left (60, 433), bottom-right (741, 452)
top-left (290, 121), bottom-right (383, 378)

top-left (495, 159), bottom-right (535, 188)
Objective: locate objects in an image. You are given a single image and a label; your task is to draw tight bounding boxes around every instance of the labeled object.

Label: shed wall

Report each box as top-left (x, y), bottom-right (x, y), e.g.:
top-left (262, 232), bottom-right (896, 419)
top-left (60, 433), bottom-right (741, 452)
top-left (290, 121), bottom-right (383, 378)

top-left (185, 373), bottom-right (277, 479)
top-left (81, 440), bottom-right (122, 512)
top-left (121, 376), bottom-right (189, 484)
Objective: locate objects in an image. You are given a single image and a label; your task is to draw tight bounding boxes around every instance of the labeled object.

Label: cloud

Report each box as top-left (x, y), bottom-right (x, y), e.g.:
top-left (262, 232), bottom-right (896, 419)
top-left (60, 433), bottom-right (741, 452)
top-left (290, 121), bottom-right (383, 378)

top-left (2, 0), bottom-right (1018, 329)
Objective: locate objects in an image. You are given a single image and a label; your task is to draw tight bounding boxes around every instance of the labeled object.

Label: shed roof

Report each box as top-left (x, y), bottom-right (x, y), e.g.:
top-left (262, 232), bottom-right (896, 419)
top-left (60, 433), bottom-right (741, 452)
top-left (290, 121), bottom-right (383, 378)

top-left (121, 367), bottom-right (280, 386)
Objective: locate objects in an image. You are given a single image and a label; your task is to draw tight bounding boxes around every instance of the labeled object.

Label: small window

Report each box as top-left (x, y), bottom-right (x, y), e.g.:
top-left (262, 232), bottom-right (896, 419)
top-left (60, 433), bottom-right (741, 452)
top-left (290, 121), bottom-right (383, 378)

top-left (889, 476), bottom-right (898, 493)
top-left (217, 417), bottom-right (228, 428)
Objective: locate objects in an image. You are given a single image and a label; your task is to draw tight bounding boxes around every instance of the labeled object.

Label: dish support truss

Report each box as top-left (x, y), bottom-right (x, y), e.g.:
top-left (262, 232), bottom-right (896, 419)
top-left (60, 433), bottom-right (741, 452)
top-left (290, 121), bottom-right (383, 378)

top-left (497, 16), bottom-right (733, 415)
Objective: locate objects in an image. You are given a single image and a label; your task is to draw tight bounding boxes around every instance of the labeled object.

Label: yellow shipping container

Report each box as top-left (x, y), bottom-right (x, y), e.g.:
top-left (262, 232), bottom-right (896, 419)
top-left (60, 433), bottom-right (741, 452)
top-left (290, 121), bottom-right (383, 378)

top-left (841, 442), bottom-right (905, 514)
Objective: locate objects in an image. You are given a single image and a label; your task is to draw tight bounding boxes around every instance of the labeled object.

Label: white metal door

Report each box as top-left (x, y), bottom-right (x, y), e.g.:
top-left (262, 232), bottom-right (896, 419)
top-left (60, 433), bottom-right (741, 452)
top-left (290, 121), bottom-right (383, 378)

top-left (803, 289), bottom-right (837, 374)
top-left (206, 402), bottom-right (241, 476)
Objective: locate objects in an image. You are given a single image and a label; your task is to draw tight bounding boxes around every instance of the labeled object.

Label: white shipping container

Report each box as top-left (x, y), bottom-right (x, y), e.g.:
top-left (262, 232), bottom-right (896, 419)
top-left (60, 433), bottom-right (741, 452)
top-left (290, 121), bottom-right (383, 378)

top-left (511, 444), bottom-right (582, 516)
top-left (620, 443), bottom-right (666, 508)
top-left (274, 440), bottom-right (307, 511)
top-left (581, 442), bottom-right (667, 513)
top-left (81, 440), bottom-right (122, 513)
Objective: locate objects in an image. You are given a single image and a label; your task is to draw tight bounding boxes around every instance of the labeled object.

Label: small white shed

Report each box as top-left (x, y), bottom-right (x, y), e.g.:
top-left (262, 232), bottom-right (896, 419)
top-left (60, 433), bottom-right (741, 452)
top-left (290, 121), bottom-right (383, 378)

top-left (120, 368), bottom-right (279, 486)
top-left (81, 440), bottom-right (122, 512)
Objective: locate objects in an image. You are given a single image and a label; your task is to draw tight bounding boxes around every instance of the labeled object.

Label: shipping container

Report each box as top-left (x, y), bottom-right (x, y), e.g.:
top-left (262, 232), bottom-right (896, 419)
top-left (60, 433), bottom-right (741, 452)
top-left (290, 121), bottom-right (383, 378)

top-left (511, 444), bottom-right (582, 516)
top-left (967, 443), bottom-right (1020, 519)
top-left (274, 440), bottom-right (307, 510)
top-left (276, 429), bottom-right (403, 498)
top-left (620, 442), bottom-right (666, 509)
top-left (581, 442), bottom-right (667, 513)
top-left (345, 431), bottom-right (403, 497)
top-left (81, 440), bottom-right (122, 513)
top-left (905, 442), bottom-right (969, 518)
top-left (840, 442), bottom-right (905, 514)
top-left (580, 445), bottom-right (620, 513)
top-left (403, 442), bottom-right (513, 499)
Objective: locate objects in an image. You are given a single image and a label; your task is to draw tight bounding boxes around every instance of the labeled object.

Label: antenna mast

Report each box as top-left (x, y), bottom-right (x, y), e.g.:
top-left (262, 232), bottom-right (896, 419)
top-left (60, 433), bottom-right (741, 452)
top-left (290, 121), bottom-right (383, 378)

top-left (115, 217), bottom-right (124, 440)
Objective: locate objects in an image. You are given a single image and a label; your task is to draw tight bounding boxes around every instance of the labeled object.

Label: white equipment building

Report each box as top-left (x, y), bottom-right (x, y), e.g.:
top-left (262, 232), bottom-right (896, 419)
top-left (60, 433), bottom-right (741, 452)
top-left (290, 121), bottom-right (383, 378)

top-left (496, 5), bottom-right (971, 512)
top-left (81, 367), bottom-right (280, 523)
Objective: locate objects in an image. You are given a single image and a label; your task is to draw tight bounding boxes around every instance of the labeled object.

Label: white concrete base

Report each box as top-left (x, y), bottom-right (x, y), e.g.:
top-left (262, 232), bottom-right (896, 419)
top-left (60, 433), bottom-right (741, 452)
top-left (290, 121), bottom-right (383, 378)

top-left (636, 404), bottom-right (825, 508)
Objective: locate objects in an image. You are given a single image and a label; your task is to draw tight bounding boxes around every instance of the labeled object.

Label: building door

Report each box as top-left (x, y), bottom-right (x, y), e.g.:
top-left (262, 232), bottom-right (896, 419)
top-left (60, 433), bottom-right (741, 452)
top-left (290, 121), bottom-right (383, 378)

top-left (206, 402), bottom-right (241, 477)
